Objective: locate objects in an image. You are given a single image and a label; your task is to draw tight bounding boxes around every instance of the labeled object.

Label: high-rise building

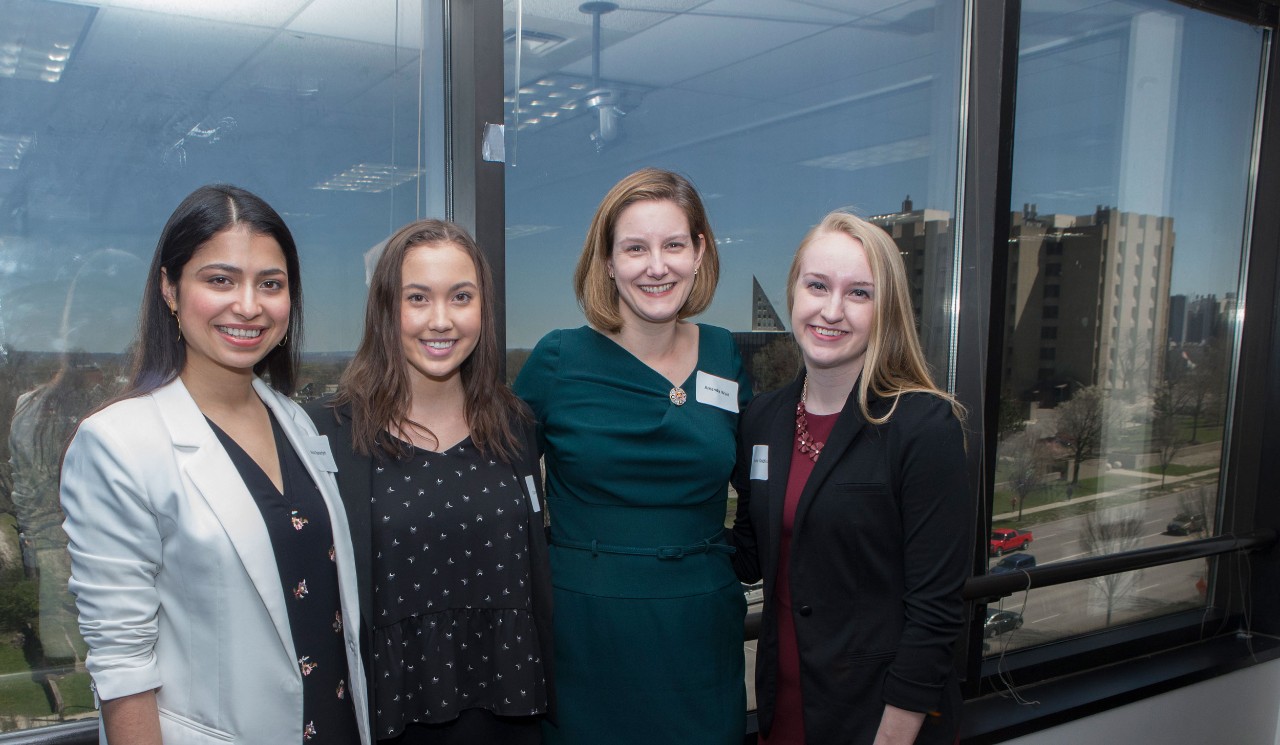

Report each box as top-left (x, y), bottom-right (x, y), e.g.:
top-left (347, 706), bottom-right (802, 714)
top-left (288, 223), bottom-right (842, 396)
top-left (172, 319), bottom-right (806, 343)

top-left (1005, 205), bottom-right (1174, 399)
top-left (869, 196), bottom-right (954, 378)
top-left (751, 276), bottom-right (786, 331)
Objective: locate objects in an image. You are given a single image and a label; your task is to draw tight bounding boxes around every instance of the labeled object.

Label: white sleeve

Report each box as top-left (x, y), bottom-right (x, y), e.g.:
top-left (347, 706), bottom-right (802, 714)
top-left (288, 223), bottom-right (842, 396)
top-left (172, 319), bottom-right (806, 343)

top-left (61, 415), bottom-right (164, 701)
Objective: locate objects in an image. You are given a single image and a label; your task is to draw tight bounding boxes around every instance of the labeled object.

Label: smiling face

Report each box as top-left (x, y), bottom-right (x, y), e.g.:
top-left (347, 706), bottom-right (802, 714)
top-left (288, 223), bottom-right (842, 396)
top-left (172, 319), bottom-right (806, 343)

top-left (790, 230), bottom-right (876, 381)
top-left (607, 199), bottom-right (704, 331)
top-left (399, 242), bottom-right (482, 386)
top-left (161, 225), bottom-right (291, 380)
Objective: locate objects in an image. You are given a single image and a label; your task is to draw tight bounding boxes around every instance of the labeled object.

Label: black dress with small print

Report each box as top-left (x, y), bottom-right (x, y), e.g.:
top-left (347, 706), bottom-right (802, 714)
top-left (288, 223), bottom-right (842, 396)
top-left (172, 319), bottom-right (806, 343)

top-left (371, 435), bottom-right (546, 740)
top-left (209, 413), bottom-right (360, 744)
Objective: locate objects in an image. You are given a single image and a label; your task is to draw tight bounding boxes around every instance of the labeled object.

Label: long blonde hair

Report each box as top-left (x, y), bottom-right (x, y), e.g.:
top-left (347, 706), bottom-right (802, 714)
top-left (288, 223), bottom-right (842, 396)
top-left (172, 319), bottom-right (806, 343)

top-left (787, 210), bottom-right (964, 425)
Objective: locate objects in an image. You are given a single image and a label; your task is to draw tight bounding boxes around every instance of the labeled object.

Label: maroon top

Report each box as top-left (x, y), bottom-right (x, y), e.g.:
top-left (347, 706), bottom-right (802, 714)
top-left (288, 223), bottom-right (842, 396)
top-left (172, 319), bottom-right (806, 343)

top-left (760, 410), bottom-right (838, 745)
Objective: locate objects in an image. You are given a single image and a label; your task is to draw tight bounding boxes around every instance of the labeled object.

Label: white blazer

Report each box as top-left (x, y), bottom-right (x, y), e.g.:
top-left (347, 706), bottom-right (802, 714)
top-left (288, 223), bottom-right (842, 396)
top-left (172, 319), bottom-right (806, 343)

top-left (61, 377), bottom-right (372, 745)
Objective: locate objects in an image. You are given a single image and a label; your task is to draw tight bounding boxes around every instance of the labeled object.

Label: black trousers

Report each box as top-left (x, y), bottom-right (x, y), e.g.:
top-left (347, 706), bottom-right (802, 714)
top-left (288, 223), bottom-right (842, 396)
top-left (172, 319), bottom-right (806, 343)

top-left (380, 709), bottom-right (543, 745)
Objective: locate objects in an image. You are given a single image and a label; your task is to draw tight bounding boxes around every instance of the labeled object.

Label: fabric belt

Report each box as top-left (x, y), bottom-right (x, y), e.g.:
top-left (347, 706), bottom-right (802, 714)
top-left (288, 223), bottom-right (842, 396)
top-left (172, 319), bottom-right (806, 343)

top-left (552, 529), bottom-right (736, 560)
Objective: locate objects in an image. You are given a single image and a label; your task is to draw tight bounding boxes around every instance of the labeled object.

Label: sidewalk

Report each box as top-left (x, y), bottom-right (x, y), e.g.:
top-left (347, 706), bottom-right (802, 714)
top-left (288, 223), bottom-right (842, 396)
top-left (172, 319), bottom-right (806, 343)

top-left (992, 467), bottom-right (1220, 522)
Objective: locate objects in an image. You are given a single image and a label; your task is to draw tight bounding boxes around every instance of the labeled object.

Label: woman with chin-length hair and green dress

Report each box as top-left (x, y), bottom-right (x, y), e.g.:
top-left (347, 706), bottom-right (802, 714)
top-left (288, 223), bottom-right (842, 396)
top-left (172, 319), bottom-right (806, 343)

top-left (515, 168), bottom-right (750, 745)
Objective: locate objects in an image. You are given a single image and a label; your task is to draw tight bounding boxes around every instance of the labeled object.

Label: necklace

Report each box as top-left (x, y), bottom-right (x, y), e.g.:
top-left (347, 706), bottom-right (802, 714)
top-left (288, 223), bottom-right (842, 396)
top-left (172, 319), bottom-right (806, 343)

top-left (795, 376), bottom-right (823, 462)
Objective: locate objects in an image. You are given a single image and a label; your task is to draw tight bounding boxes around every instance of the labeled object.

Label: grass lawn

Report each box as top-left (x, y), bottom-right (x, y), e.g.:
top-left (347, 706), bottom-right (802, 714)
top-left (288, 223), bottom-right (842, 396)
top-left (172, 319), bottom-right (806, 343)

top-left (993, 473), bottom-right (1153, 516)
top-left (1136, 464), bottom-right (1217, 477)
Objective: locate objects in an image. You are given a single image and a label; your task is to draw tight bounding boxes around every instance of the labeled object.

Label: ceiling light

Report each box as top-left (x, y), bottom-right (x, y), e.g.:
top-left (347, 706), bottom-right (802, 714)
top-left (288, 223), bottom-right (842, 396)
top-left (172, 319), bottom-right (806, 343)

top-left (802, 137), bottom-right (931, 172)
top-left (503, 29), bottom-right (569, 56)
top-left (0, 2), bottom-right (89, 84)
top-left (0, 134), bottom-right (35, 171)
top-left (313, 163), bottom-right (421, 193)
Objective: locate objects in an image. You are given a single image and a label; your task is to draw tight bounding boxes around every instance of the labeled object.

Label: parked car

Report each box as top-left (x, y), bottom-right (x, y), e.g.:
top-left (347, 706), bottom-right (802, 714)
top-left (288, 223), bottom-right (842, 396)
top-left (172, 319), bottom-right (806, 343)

top-left (984, 608), bottom-right (1024, 638)
top-left (1166, 513), bottom-right (1206, 536)
top-left (990, 553), bottom-right (1037, 575)
top-left (989, 527), bottom-right (1034, 556)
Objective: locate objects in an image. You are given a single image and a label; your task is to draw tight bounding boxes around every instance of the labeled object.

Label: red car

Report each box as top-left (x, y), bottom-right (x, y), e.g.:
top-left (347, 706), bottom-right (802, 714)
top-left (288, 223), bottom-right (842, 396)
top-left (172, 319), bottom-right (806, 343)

top-left (989, 528), bottom-right (1033, 556)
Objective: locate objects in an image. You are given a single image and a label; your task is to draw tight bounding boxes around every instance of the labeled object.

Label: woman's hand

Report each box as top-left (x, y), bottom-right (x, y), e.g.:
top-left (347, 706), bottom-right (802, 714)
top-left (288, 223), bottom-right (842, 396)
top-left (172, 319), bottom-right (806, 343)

top-left (102, 689), bottom-right (163, 745)
top-left (871, 703), bottom-right (926, 745)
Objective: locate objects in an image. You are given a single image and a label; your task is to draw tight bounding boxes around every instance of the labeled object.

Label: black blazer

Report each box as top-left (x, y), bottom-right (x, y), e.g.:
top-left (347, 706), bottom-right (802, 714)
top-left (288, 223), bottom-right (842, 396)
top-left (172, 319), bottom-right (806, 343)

top-left (305, 398), bottom-right (556, 727)
top-left (730, 376), bottom-right (970, 744)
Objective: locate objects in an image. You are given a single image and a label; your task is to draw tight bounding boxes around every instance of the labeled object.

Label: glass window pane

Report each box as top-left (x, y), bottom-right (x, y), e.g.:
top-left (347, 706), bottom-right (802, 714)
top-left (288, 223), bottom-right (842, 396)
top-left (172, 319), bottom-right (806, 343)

top-left (992, 0), bottom-right (1262, 650)
top-left (0, 0), bottom-right (429, 733)
top-left (984, 557), bottom-right (1210, 652)
top-left (503, 1), bottom-right (965, 393)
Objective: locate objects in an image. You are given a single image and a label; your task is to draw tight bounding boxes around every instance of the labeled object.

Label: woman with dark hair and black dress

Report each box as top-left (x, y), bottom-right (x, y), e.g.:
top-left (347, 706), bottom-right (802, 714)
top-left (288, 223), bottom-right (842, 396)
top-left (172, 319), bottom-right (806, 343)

top-left (309, 219), bottom-right (553, 744)
top-left (60, 184), bottom-right (370, 745)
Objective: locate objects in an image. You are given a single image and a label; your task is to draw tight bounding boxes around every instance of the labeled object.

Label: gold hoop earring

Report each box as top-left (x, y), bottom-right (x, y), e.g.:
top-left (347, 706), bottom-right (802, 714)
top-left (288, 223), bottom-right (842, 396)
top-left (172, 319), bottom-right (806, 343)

top-left (278, 334), bottom-right (288, 348)
top-left (170, 307), bottom-right (182, 341)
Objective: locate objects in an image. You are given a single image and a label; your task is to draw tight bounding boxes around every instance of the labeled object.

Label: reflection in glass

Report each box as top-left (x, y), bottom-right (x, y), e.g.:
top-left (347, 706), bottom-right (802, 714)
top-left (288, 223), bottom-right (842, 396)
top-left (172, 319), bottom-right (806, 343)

top-left (990, 0), bottom-right (1261, 650)
top-left (0, 0), bottom-right (429, 732)
top-left (503, 1), bottom-right (965, 393)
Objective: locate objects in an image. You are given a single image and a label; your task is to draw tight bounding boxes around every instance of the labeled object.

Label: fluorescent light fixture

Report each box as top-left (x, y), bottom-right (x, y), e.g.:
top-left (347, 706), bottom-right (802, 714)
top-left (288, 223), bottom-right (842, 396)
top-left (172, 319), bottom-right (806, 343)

top-left (503, 28), bottom-right (569, 56)
top-left (0, 134), bottom-right (34, 171)
top-left (313, 163), bottom-right (421, 193)
top-left (0, 2), bottom-right (89, 83)
top-left (506, 224), bottom-right (555, 241)
top-left (802, 136), bottom-right (931, 172)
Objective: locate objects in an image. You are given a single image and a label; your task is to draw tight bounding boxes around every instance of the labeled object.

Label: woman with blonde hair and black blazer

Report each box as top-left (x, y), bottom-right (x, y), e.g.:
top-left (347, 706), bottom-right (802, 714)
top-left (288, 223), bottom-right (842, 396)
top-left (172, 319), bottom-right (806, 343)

top-left (731, 210), bottom-right (970, 744)
top-left (61, 184), bottom-right (370, 745)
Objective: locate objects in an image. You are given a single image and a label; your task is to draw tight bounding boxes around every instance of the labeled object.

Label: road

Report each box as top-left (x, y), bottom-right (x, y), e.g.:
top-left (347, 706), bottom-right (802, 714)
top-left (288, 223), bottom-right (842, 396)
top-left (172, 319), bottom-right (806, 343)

top-left (983, 488), bottom-right (1210, 650)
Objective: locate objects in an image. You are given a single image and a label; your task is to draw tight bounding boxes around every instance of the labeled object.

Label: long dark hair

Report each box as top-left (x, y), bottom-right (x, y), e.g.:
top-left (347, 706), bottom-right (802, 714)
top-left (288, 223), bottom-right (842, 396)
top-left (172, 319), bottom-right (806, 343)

top-left (331, 219), bottom-right (525, 463)
top-left (118, 184), bottom-right (303, 400)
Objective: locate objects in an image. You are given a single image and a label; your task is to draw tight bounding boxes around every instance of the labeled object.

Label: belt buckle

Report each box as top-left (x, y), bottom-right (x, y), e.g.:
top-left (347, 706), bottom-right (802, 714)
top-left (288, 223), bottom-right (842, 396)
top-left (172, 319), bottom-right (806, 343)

top-left (656, 545), bottom-right (685, 560)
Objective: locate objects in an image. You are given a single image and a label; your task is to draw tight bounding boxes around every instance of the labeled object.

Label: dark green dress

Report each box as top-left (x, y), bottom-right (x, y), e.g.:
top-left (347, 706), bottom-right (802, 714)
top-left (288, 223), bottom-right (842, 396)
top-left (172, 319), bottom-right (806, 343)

top-left (514, 324), bottom-right (750, 745)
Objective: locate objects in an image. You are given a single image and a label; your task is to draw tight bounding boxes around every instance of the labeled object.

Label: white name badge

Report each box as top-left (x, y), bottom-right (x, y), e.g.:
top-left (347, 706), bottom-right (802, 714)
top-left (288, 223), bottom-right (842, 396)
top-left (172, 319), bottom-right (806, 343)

top-left (524, 475), bottom-right (542, 513)
top-left (695, 371), bottom-right (740, 413)
top-left (305, 435), bottom-right (339, 472)
top-left (750, 445), bottom-right (769, 481)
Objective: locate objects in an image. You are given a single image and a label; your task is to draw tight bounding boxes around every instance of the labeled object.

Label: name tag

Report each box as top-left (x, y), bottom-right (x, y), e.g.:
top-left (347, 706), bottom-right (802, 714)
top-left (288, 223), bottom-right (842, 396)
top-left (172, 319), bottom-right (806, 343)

top-left (304, 435), bottom-right (339, 472)
top-left (750, 445), bottom-right (769, 480)
top-left (524, 475), bottom-right (542, 513)
top-left (695, 371), bottom-right (739, 413)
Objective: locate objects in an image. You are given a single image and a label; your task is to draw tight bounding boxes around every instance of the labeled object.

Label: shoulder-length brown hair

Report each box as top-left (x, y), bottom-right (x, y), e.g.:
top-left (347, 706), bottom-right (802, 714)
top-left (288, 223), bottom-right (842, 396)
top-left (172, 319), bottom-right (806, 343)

top-left (331, 219), bottom-right (525, 462)
top-left (574, 168), bottom-right (720, 333)
top-left (786, 210), bottom-right (964, 425)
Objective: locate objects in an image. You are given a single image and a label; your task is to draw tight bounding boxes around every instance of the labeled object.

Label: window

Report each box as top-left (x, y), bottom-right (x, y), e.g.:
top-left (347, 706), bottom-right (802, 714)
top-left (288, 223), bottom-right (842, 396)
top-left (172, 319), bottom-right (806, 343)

top-left (0, 0), bottom-right (432, 735)
top-left (503, 1), bottom-right (966, 396)
top-left (990, 0), bottom-right (1260, 653)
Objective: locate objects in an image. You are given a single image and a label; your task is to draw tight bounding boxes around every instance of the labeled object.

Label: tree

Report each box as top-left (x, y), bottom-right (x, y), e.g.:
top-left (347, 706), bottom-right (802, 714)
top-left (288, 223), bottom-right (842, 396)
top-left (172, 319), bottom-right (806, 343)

top-left (1080, 506), bottom-right (1145, 625)
top-left (1171, 338), bottom-right (1227, 445)
top-left (1177, 484), bottom-right (1216, 536)
top-left (1004, 430), bottom-right (1047, 522)
top-left (1055, 386), bottom-right (1118, 485)
top-left (997, 387), bottom-right (1029, 440)
top-left (750, 336), bottom-right (801, 394)
top-left (1150, 381), bottom-right (1183, 488)
top-left (1113, 330), bottom-right (1151, 402)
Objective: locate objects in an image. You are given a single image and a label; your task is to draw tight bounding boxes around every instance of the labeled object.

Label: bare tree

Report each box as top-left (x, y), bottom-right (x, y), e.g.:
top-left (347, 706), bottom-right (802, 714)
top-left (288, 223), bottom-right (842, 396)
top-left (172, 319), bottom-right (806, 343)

top-left (1172, 339), bottom-right (1227, 445)
top-left (1080, 506), bottom-right (1146, 625)
top-left (998, 387), bottom-right (1029, 440)
top-left (1150, 381), bottom-right (1183, 488)
top-left (1004, 430), bottom-right (1047, 522)
top-left (1055, 386), bottom-right (1118, 485)
top-left (1113, 331), bottom-right (1151, 402)
top-left (1176, 484), bottom-right (1216, 535)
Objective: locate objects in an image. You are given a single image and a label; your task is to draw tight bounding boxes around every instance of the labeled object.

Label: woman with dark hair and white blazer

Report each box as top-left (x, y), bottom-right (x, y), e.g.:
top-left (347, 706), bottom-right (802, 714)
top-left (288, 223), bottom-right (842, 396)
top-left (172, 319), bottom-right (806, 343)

top-left (60, 184), bottom-right (371, 745)
top-left (730, 211), bottom-right (970, 745)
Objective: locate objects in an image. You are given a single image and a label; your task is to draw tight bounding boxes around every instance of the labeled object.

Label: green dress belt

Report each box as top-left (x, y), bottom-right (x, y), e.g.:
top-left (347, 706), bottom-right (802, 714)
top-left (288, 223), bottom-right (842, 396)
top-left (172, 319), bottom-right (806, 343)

top-left (551, 529), bottom-right (736, 560)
